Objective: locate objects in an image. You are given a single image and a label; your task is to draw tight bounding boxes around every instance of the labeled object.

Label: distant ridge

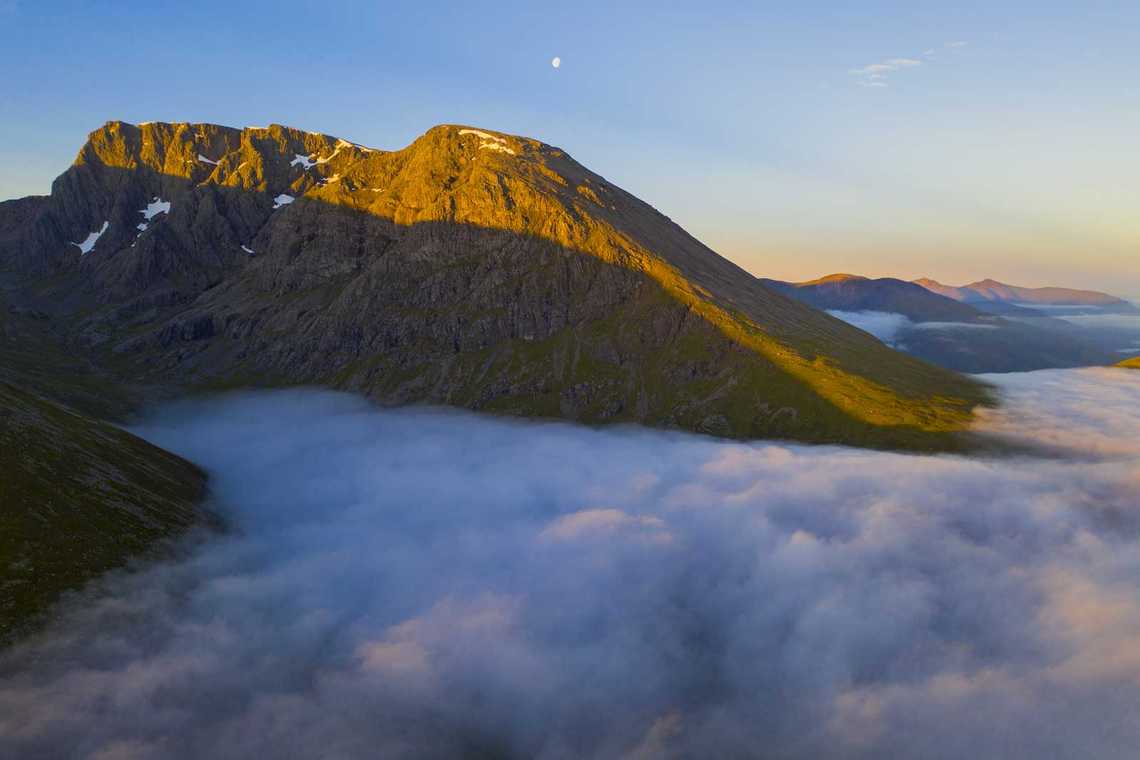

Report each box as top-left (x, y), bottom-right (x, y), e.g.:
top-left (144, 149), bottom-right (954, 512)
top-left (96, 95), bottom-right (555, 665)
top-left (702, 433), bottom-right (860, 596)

top-left (914, 277), bottom-right (1136, 311)
top-left (766, 273), bottom-right (1117, 373)
top-left (762, 274), bottom-right (986, 323)
top-left (797, 273), bottom-right (868, 285)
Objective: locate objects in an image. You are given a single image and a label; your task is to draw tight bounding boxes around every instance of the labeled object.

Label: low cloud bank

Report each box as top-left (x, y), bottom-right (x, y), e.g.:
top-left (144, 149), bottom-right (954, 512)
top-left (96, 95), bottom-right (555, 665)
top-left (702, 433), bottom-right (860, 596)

top-left (827, 309), bottom-right (911, 343)
top-left (908, 320), bottom-right (998, 330)
top-left (2, 370), bottom-right (1140, 758)
top-left (827, 310), bottom-right (996, 346)
top-left (1055, 313), bottom-right (1140, 331)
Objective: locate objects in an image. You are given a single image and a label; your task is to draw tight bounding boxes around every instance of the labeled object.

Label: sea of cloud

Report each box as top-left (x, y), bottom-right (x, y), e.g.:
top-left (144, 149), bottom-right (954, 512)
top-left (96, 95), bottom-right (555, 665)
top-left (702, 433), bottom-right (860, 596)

top-left (1, 369), bottom-right (1140, 759)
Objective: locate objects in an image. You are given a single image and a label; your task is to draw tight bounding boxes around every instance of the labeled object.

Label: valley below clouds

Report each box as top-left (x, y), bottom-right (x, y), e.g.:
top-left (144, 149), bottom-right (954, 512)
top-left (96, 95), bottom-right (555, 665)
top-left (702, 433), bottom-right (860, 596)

top-left (2, 369), bottom-right (1140, 759)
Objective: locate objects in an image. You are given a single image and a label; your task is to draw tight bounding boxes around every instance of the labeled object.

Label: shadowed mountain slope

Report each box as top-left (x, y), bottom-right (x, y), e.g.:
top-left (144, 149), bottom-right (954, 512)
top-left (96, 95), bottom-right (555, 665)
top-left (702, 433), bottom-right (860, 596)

top-left (0, 266), bottom-right (212, 643)
top-left (0, 120), bottom-right (994, 449)
top-left (0, 380), bottom-right (207, 641)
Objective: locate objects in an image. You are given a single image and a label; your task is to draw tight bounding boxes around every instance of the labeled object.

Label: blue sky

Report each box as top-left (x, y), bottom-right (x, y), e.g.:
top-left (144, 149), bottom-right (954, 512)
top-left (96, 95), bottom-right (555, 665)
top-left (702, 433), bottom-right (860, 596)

top-left (2, 0), bottom-right (1137, 296)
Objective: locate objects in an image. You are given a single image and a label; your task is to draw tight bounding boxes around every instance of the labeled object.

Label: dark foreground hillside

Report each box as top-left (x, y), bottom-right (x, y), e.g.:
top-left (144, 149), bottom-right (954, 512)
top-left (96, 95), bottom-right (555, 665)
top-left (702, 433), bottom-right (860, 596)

top-left (0, 381), bottom-right (208, 641)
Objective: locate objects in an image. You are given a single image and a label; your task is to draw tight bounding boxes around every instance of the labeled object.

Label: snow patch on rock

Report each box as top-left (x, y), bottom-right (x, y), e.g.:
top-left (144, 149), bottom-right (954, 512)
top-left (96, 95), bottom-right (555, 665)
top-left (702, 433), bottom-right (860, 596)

top-left (458, 129), bottom-right (503, 142)
top-left (140, 198), bottom-right (171, 221)
top-left (316, 141), bottom-right (349, 164)
top-left (480, 142), bottom-right (516, 155)
top-left (297, 138), bottom-right (374, 168)
top-left (458, 128), bottom-right (517, 155)
top-left (72, 221), bottom-right (109, 255)
top-left (198, 154), bottom-right (220, 166)
top-left (336, 137), bottom-right (373, 153)
top-left (273, 194), bottom-right (295, 209)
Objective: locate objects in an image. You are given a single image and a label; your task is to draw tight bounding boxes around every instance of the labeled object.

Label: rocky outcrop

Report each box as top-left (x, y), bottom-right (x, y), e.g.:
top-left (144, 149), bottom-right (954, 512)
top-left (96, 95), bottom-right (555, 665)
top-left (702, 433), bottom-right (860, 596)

top-left (0, 120), bottom-right (994, 449)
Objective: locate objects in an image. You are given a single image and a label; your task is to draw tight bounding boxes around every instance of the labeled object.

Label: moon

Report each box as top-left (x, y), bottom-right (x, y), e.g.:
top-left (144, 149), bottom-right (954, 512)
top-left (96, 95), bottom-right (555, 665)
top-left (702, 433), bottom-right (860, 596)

top-left (551, 57), bottom-right (561, 69)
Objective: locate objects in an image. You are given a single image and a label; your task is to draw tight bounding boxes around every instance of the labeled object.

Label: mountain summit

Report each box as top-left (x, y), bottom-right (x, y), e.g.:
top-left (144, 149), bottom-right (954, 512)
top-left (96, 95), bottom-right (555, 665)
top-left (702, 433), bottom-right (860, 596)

top-left (0, 120), bottom-right (991, 448)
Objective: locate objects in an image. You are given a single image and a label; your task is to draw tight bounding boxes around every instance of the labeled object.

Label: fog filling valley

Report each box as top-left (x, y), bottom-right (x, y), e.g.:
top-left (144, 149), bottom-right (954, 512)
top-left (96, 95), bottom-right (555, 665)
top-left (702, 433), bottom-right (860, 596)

top-left (2, 369), bottom-right (1140, 758)
top-left (825, 310), bottom-right (998, 348)
top-left (827, 309), bottom-right (1140, 356)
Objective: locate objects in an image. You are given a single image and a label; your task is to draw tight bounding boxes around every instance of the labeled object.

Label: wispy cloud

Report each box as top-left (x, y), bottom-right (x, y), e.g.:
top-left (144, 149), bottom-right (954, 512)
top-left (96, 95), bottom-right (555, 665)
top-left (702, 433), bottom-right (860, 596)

top-left (849, 57), bottom-right (923, 87)
top-left (850, 43), bottom-right (968, 88)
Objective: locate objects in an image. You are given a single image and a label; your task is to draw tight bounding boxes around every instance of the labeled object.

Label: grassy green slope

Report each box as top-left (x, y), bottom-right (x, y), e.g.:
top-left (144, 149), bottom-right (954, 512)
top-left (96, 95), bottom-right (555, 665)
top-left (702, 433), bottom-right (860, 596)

top-left (0, 381), bottom-right (208, 641)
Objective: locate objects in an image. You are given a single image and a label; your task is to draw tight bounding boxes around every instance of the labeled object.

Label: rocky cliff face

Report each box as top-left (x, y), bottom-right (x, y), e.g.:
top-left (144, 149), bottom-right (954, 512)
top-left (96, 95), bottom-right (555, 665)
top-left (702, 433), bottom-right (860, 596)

top-left (0, 120), bottom-right (992, 449)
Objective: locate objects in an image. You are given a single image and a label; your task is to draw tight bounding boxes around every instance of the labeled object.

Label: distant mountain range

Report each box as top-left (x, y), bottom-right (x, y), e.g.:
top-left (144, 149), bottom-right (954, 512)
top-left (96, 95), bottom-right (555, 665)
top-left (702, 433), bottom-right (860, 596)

top-left (914, 277), bottom-right (1138, 314)
top-left (764, 274), bottom-right (1125, 373)
top-left (761, 274), bottom-right (988, 324)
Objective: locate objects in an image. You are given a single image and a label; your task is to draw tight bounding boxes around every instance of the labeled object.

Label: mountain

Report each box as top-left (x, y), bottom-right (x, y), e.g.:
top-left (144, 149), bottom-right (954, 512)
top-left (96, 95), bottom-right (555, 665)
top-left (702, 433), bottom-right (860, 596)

top-left (763, 274), bottom-right (1115, 373)
top-left (0, 120), bottom-right (994, 450)
top-left (915, 277), bottom-right (1138, 313)
top-left (761, 274), bottom-right (989, 323)
top-left (0, 380), bottom-right (208, 641)
top-left (1119, 356), bottom-right (1140, 369)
